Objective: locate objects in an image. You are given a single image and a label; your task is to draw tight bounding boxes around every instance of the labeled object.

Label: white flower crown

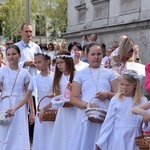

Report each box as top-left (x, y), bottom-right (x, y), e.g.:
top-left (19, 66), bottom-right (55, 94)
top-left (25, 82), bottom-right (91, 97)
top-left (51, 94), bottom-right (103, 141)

top-left (54, 54), bottom-right (72, 59)
top-left (121, 70), bottom-right (143, 81)
top-left (34, 52), bottom-right (51, 58)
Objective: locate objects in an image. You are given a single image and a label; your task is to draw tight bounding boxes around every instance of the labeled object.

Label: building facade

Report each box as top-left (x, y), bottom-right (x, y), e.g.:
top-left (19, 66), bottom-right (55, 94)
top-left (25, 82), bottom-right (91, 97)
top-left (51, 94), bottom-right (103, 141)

top-left (64, 0), bottom-right (150, 64)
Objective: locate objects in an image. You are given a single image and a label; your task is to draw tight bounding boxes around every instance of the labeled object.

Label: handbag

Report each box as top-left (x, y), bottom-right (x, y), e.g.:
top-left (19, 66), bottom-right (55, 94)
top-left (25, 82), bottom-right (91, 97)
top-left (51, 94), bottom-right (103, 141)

top-left (37, 95), bottom-right (57, 121)
top-left (0, 69), bottom-right (20, 125)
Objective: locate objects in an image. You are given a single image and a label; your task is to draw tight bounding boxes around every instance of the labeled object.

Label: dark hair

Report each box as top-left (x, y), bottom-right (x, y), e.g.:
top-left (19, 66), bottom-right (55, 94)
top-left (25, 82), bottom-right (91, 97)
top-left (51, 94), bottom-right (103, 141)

top-left (6, 45), bottom-right (21, 54)
top-left (68, 43), bottom-right (73, 52)
top-left (34, 52), bottom-right (51, 62)
top-left (73, 42), bottom-right (82, 51)
top-left (40, 43), bottom-right (48, 51)
top-left (48, 43), bottom-right (54, 51)
top-left (86, 42), bottom-right (102, 55)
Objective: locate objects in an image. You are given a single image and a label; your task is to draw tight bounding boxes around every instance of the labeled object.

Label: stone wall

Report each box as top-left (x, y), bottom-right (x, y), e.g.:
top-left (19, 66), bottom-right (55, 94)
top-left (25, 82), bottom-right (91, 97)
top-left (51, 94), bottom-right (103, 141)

top-left (64, 0), bottom-right (150, 65)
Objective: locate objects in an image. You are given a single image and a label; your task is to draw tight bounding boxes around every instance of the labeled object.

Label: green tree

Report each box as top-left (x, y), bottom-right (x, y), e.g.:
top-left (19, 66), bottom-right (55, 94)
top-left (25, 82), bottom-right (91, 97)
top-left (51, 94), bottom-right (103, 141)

top-left (0, 0), bottom-right (26, 41)
top-left (45, 0), bottom-right (67, 41)
top-left (0, 0), bottom-right (68, 42)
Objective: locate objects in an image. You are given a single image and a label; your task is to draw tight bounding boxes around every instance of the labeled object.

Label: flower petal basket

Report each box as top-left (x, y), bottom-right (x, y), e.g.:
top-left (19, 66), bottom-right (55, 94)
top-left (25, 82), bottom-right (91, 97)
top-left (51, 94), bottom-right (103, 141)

top-left (85, 97), bottom-right (107, 123)
top-left (37, 96), bottom-right (57, 121)
top-left (0, 96), bottom-right (14, 125)
top-left (135, 134), bottom-right (150, 150)
top-left (51, 95), bottom-right (73, 108)
top-left (0, 111), bottom-right (13, 125)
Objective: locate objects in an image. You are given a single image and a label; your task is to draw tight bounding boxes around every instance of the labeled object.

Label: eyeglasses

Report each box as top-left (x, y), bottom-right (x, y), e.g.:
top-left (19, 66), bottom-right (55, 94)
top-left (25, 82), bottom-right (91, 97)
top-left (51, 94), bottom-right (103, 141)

top-left (6, 43), bottom-right (13, 46)
top-left (56, 61), bottom-right (66, 66)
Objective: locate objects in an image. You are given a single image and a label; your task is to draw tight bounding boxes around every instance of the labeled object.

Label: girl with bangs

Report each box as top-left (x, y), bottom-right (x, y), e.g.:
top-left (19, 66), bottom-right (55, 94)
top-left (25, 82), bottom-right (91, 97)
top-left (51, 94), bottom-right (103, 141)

top-left (96, 70), bottom-right (147, 150)
top-left (41, 50), bottom-right (76, 150)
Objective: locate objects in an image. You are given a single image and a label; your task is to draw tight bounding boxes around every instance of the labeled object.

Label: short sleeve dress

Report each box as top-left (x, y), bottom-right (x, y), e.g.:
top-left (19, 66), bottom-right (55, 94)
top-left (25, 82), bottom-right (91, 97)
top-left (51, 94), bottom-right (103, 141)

top-left (70, 67), bottom-right (117, 150)
top-left (0, 66), bottom-right (31, 150)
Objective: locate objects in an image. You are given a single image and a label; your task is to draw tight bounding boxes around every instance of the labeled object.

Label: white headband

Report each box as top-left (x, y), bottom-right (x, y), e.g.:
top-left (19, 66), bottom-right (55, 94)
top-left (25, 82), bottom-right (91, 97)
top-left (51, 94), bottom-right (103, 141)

top-left (121, 70), bottom-right (143, 81)
top-left (54, 54), bottom-right (72, 59)
top-left (34, 52), bottom-right (51, 58)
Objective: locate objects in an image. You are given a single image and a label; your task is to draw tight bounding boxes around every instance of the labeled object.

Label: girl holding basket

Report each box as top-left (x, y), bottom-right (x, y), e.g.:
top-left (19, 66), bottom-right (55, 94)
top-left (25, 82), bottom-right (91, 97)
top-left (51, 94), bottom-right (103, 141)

top-left (0, 45), bottom-right (34, 150)
top-left (70, 42), bottom-right (118, 150)
top-left (40, 50), bottom-right (76, 150)
top-left (6, 52), bottom-right (54, 150)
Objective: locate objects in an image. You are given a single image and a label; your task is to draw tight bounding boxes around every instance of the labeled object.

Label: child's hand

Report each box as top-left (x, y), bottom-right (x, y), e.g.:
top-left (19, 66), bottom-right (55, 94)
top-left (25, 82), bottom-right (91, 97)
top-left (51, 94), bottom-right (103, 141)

top-left (29, 113), bottom-right (35, 125)
top-left (142, 111), bottom-right (150, 122)
top-left (39, 108), bottom-right (45, 123)
top-left (95, 92), bottom-right (108, 100)
top-left (47, 93), bottom-right (55, 98)
top-left (88, 103), bottom-right (99, 108)
top-left (6, 109), bottom-right (15, 118)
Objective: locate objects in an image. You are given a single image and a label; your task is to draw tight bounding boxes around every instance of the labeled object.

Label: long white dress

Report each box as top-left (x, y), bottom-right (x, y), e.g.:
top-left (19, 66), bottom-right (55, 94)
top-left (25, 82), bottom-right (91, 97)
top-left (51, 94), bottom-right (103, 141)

top-left (28, 73), bottom-right (54, 150)
top-left (0, 66), bottom-right (31, 150)
top-left (70, 67), bottom-right (117, 150)
top-left (50, 73), bottom-right (77, 150)
top-left (96, 96), bottom-right (148, 150)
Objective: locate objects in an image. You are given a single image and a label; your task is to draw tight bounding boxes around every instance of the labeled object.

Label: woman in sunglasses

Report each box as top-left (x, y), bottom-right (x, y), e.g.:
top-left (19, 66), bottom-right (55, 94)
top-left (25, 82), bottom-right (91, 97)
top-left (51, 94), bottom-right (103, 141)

top-left (104, 38), bottom-right (141, 75)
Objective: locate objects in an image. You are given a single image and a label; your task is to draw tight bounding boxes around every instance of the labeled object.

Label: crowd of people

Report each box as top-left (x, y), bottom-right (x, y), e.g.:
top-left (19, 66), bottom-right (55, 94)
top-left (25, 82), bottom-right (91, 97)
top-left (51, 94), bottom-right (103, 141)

top-left (0, 22), bottom-right (150, 150)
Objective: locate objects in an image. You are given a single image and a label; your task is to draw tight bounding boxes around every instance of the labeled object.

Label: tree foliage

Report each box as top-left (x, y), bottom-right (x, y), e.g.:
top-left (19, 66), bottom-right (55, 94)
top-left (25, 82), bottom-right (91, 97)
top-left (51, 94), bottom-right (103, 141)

top-left (0, 0), bottom-right (68, 42)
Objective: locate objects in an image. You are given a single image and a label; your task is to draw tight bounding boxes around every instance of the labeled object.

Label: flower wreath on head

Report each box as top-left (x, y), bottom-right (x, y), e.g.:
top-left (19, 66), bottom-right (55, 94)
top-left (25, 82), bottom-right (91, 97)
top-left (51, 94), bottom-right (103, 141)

top-left (54, 54), bottom-right (72, 59)
top-left (121, 70), bottom-right (144, 81)
top-left (34, 51), bottom-right (51, 58)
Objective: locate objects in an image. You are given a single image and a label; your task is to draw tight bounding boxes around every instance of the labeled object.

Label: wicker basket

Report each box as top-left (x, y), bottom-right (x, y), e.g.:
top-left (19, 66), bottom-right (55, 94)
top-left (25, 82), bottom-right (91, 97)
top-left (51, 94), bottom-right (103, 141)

top-left (85, 97), bottom-right (107, 123)
top-left (0, 96), bottom-right (13, 125)
top-left (37, 96), bottom-right (57, 121)
top-left (135, 134), bottom-right (150, 150)
top-left (0, 111), bottom-right (13, 125)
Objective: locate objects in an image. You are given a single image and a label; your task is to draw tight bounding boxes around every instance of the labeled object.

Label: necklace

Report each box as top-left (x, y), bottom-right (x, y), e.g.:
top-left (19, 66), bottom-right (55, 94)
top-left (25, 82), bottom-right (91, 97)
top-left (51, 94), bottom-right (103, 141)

top-left (89, 67), bottom-right (100, 93)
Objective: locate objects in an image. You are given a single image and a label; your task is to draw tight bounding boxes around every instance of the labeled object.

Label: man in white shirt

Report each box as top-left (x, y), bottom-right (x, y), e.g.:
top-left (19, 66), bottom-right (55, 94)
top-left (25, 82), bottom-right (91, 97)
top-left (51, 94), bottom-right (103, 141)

top-left (15, 23), bottom-right (41, 77)
top-left (15, 23), bottom-right (41, 143)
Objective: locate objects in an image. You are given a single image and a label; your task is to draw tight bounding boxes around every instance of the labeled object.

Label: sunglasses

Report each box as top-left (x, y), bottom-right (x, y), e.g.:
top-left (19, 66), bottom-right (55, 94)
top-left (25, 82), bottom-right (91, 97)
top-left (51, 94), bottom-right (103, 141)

top-left (6, 43), bottom-right (13, 46)
top-left (128, 49), bottom-right (134, 53)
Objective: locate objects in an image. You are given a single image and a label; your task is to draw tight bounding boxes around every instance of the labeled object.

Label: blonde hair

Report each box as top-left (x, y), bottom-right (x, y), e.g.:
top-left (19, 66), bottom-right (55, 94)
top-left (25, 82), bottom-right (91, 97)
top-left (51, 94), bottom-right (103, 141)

top-left (117, 38), bottom-right (134, 63)
top-left (117, 70), bottom-right (143, 105)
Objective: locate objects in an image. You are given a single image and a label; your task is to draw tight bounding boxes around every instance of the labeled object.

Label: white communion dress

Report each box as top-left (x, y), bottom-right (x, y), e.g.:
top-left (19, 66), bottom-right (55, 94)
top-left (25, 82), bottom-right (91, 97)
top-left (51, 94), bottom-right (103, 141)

top-left (0, 66), bottom-right (31, 150)
top-left (50, 73), bottom-right (77, 150)
top-left (29, 73), bottom-right (55, 150)
top-left (70, 67), bottom-right (117, 150)
top-left (96, 96), bottom-right (148, 150)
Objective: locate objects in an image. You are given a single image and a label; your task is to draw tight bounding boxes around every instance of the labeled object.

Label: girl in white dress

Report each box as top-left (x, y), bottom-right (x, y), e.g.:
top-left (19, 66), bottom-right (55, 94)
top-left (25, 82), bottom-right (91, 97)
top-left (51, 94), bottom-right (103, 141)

top-left (0, 45), bottom-right (33, 150)
top-left (96, 70), bottom-right (148, 150)
top-left (41, 50), bottom-right (76, 150)
top-left (70, 42), bottom-right (118, 150)
top-left (6, 52), bottom-right (54, 150)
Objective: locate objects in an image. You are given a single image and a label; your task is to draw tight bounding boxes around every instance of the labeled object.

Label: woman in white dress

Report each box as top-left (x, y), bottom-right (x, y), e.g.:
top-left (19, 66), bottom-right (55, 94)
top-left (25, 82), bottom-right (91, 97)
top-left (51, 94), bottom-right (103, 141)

top-left (0, 45), bottom-right (33, 150)
top-left (6, 52), bottom-right (54, 150)
top-left (70, 42), bottom-right (118, 150)
top-left (96, 70), bottom-right (147, 150)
